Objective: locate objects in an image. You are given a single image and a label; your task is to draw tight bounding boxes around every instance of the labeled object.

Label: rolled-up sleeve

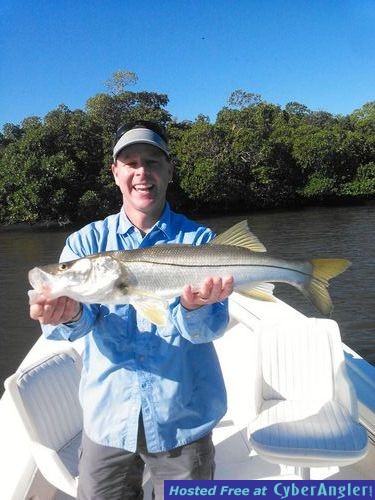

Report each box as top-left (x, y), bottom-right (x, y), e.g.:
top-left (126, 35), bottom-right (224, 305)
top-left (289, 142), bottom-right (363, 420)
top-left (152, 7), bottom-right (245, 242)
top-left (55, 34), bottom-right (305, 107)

top-left (170, 300), bottom-right (229, 344)
top-left (168, 225), bottom-right (230, 343)
top-left (41, 304), bottom-right (98, 342)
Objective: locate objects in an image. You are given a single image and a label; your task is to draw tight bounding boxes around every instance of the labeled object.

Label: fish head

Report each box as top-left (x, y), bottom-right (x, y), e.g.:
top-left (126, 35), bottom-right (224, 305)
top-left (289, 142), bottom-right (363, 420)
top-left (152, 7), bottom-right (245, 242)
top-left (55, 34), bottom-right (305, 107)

top-left (28, 255), bottom-right (123, 303)
top-left (28, 258), bottom-right (93, 299)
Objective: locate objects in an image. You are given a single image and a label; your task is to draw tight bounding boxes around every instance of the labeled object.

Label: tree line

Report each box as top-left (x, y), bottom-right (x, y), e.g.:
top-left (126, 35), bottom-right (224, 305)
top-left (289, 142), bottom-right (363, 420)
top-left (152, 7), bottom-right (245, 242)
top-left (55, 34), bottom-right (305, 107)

top-left (1, 75), bottom-right (374, 226)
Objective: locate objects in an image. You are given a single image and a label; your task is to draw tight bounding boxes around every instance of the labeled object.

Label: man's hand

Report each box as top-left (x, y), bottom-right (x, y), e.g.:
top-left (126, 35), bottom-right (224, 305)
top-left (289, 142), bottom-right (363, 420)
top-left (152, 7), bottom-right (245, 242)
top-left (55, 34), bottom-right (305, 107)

top-left (30, 294), bottom-right (82, 326)
top-left (180, 276), bottom-right (234, 311)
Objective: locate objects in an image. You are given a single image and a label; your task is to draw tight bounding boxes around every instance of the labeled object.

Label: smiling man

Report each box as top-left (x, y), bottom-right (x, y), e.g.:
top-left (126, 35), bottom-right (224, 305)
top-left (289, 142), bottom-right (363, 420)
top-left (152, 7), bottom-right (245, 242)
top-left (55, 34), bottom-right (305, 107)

top-left (30, 121), bottom-right (234, 500)
top-left (112, 124), bottom-right (173, 232)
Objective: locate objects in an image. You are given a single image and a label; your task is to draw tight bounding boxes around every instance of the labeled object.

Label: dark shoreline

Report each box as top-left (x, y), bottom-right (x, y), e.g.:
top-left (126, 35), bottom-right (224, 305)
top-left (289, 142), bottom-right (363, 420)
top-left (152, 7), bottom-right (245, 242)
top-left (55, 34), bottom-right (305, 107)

top-left (0, 197), bottom-right (374, 233)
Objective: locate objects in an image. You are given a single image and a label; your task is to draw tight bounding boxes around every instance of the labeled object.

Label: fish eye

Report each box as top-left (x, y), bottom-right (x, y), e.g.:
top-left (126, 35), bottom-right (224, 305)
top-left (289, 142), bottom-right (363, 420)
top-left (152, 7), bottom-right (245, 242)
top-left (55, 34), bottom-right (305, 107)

top-left (59, 263), bottom-right (68, 271)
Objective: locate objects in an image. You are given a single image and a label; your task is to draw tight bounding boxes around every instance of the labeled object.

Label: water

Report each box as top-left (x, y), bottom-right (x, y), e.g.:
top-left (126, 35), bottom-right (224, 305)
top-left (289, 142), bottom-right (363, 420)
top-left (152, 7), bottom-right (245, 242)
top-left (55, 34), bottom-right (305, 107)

top-left (1, 204), bottom-right (374, 392)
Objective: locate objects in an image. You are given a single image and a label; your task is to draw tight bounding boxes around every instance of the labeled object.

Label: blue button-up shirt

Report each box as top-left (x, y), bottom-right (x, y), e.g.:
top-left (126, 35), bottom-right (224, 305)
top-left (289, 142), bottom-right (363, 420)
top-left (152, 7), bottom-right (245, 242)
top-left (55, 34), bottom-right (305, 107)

top-left (42, 204), bottom-right (228, 452)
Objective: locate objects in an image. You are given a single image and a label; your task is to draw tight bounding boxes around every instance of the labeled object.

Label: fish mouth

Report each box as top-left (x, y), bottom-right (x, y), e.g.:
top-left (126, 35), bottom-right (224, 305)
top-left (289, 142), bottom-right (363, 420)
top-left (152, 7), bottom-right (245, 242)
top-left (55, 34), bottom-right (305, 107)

top-left (28, 267), bottom-right (54, 291)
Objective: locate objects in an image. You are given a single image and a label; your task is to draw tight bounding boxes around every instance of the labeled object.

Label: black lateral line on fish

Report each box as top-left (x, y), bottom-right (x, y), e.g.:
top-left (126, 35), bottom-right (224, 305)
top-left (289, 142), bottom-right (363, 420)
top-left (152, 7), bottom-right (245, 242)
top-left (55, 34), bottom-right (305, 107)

top-left (128, 261), bottom-right (326, 285)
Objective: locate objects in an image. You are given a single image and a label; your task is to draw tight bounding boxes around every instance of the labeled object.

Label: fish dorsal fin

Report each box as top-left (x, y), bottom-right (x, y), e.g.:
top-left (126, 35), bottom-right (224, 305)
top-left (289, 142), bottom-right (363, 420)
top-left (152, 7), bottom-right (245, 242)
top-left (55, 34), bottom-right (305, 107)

top-left (209, 220), bottom-right (267, 252)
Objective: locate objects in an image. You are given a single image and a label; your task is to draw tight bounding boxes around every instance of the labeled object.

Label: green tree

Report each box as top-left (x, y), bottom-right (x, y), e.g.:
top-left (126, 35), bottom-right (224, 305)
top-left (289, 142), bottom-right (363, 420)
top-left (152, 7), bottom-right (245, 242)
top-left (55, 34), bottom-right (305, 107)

top-left (227, 89), bottom-right (262, 109)
top-left (2, 123), bottom-right (23, 144)
top-left (104, 70), bottom-right (138, 95)
top-left (285, 101), bottom-right (311, 118)
top-left (340, 162), bottom-right (375, 197)
top-left (1, 83), bottom-right (374, 226)
top-left (85, 90), bottom-right (171, 153)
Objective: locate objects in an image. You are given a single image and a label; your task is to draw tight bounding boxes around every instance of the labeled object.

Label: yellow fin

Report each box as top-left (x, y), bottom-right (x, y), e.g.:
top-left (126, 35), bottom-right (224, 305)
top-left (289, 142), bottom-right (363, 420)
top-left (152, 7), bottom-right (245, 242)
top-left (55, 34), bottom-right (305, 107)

top-left (305, 259), bottom-right (351, 315)
top-left (131, 299), bottom-right (168, 326)
top-left (236, 283), bottom-right (276, 302)
top-left (209, 220), bottom-right (267, 252)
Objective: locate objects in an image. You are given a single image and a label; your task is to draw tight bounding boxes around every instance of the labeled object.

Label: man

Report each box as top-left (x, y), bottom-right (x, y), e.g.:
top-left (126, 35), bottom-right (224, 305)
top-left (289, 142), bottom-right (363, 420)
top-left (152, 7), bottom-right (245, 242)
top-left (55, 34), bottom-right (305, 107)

top-left (30, 121), bottom-right (234, 499)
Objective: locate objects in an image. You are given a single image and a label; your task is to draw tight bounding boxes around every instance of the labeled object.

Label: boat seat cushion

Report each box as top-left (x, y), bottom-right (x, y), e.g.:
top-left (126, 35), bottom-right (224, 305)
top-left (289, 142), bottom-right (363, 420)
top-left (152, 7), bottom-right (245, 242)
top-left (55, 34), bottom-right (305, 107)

top-left (260, 319), bottom-right (336, 403)
top-left (250, 399), bottom-right (368, 464)
top-left (17, 351), bottom-right (82, 451)
top-left (58, 431), bottom-right (82, 477)
top-left (248, 318), bottom-right (368, 467)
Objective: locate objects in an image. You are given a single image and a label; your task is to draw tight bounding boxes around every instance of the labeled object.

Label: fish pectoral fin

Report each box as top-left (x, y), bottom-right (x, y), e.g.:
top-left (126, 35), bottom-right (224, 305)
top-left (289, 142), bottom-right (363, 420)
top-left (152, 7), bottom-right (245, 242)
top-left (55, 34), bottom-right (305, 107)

top-left (236, 282), bottom-right (276, 302)
top-left (209, 220), bottom-right (267, 252)
top-left (130, 298), bottom-right (169, 326)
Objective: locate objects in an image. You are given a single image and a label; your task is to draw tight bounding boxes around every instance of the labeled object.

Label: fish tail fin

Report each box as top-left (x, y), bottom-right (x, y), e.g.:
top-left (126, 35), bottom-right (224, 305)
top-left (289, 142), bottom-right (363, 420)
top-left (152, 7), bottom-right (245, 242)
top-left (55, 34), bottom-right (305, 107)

top-left (303, 259), bottom-right (351, 315)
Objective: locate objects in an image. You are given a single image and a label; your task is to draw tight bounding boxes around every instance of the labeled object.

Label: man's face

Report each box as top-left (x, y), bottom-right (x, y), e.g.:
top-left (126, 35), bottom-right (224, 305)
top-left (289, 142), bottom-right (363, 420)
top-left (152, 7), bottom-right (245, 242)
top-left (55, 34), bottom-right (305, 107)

top-left (112, 143), bottom-right (173, 217)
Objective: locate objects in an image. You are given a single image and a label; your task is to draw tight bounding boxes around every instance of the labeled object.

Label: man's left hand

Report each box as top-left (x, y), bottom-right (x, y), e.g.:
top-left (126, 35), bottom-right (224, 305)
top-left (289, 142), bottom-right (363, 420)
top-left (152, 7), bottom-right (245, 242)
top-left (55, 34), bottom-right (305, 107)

top-left (180, 276), bottom-right (234, 311)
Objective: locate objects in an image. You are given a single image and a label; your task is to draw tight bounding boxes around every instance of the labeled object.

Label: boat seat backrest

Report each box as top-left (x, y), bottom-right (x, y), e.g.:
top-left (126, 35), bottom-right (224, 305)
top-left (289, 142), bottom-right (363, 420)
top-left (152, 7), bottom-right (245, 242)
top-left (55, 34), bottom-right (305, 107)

top-left (259, 318), bottom-right (342, 404)
top-left (16, 351), bottom-right (82, 451)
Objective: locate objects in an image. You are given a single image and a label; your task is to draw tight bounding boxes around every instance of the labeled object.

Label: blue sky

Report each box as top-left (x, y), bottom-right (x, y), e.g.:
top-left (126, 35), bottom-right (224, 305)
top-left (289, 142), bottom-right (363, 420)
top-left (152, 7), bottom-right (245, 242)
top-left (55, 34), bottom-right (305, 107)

top-left (1, 0), bottom-right (375, 129)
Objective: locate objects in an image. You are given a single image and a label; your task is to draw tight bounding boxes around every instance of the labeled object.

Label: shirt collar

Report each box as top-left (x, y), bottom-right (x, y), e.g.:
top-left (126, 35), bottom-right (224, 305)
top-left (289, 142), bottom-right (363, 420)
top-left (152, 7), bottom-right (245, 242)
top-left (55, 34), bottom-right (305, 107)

top-left (117, 208), bottom-right (133, 235)
top-left (154, 202), bottom-right (174, 239)
top-left (116, 202), bottom-right (174, 239)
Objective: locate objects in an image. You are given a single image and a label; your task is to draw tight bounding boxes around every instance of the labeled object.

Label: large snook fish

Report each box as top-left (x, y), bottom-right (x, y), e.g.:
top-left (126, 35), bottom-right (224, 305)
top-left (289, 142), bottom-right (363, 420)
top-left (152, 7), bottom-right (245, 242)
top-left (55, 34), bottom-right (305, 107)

top-left (28, 221), bottom-right (350, 325)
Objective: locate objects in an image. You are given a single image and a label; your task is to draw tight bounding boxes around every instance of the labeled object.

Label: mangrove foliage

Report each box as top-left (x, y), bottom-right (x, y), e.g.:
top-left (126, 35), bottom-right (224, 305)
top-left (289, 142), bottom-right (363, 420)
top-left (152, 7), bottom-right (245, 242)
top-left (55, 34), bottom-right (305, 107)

top-left (1, 79), bottom-right (374, 226)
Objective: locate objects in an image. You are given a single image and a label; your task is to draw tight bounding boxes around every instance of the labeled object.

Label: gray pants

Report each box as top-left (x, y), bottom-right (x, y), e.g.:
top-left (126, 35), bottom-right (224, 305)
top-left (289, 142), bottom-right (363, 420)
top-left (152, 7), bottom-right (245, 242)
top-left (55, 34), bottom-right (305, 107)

top-left (77, 420), bottom-right (215, 500)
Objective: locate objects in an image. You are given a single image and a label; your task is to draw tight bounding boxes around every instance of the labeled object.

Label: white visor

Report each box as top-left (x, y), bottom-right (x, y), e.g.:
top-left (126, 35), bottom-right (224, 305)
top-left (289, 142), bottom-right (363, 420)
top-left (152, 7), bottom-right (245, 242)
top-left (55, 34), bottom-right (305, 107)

top-left (113, 128), bottom-right (169, 160)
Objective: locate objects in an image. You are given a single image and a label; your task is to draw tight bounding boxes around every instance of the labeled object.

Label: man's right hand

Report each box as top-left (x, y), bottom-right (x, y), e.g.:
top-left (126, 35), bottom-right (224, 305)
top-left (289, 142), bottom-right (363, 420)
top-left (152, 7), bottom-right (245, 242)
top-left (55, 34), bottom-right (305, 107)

top-left (30, 294), bottom-right (81, 326)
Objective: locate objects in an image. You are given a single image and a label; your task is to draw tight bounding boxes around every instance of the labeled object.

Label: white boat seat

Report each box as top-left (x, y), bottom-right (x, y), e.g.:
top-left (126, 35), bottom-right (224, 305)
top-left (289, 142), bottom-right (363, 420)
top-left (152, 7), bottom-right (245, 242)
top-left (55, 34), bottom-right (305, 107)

top-left (248, 318), bottom-right (368, 475)
top-left (4, 348), bottom-right (82, 498)
top-left (58, 431), bottom-right (82, 478)
top-left (251, 400), bottom-right (367, 466)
